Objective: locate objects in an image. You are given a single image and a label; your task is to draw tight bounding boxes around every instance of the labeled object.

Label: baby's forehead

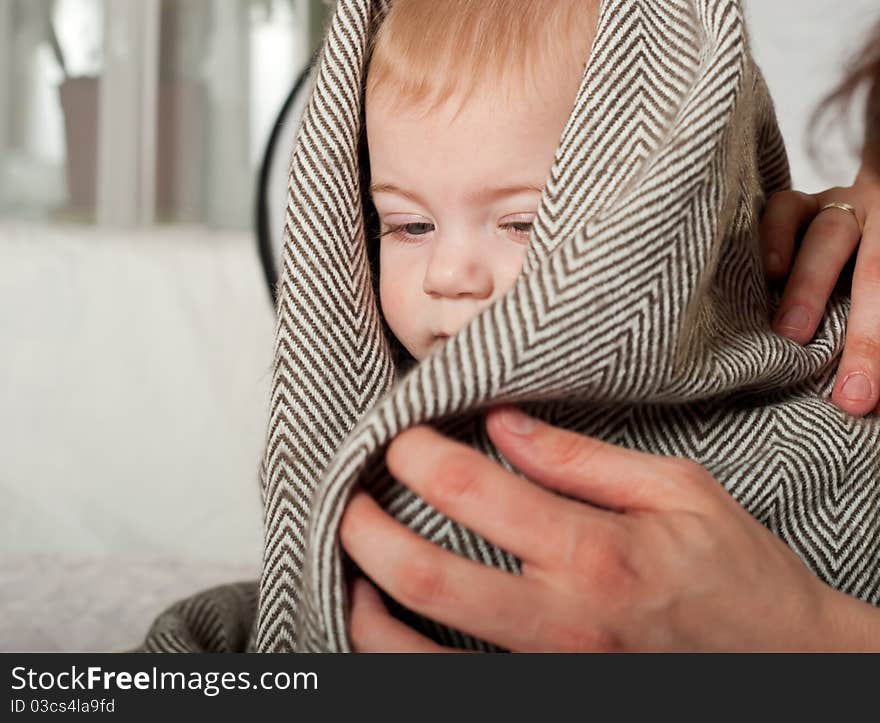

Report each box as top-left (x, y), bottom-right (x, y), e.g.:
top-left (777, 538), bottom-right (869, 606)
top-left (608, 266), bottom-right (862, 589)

top-left (367, 77), bottom-right (580, 154)
top-left (366, 90), bottom-right (566, 210)
top-left (366, 61), bottom-right (584, 122)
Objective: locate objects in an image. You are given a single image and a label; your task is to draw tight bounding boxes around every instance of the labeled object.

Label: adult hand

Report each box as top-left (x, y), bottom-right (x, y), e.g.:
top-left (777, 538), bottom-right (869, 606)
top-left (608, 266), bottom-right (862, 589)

top-left (340, 405), bottom-right (877, 652)
top-left (760, 162), bottom-right (880, 416)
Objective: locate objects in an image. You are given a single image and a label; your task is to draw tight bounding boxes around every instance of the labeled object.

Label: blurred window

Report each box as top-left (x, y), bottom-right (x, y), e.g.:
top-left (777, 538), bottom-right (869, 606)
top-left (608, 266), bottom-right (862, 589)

top-left (0, 0), bottom-right (312, 228)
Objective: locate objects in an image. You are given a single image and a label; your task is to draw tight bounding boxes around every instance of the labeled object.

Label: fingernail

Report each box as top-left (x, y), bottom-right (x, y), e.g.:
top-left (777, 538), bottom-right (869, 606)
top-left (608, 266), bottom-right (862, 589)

top-left (767, 250), bottom-right (782, 273)
top-left (774, 306), bottom-right (810, 335)
top-left (499, 406), bottom-right (536, 435)
top-left (841, 373), bottom-right (872, 402)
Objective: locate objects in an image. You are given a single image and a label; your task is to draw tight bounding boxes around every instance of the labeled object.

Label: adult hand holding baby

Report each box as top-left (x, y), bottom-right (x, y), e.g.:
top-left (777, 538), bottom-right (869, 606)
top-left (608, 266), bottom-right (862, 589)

top-left (340, 405), bottom-right (880, 652)
top-left (762, 162), bottom-right (880, 416)
top-left (759, 17), bottom-right (880, 416)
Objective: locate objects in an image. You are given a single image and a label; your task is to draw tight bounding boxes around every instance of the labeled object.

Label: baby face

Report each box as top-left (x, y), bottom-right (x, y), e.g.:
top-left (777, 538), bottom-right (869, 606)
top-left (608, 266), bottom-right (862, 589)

top-left (366, 75), bottom-right (580, 361)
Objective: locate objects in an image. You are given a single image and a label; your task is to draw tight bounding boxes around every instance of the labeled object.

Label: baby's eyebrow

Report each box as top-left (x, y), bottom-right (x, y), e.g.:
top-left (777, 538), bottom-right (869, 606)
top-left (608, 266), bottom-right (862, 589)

top-left (369, 183), bottom-right (544, 204)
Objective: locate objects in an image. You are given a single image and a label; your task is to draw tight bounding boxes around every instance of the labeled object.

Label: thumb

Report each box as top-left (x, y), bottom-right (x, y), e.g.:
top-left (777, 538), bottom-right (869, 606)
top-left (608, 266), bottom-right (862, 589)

top-left (485, 405), bottom-right (701, 512)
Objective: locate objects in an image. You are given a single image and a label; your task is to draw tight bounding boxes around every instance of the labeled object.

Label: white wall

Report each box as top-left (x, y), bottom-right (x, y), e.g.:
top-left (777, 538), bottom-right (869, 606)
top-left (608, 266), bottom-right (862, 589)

top-left (746, 0), bottom-right (880, 192)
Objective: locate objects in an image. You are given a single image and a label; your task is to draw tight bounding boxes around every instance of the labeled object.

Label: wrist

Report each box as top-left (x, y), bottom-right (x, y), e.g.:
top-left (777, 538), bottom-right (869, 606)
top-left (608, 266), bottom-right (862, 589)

top-left (810, 583), bottom-right (880, 652)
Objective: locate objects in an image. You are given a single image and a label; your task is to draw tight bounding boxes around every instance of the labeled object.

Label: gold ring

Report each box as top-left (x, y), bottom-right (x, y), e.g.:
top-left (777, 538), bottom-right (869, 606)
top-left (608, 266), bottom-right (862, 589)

top-left (819, 201), bottom-right (864, 235)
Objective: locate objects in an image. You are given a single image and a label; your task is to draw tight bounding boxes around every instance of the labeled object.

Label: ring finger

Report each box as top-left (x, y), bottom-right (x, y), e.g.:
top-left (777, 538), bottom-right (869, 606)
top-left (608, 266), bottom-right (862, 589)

top-left (772, 196), bottom-right (864, 343)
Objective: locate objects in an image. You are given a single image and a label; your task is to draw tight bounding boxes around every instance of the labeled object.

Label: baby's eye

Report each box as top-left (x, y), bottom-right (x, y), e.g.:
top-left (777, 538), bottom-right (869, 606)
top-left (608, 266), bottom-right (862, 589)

top-left (506, 222), bottom-right (533, 234)
top-left (400, 222), bottom-right (434, 236)
top-left (382, 222), bottom-right (435, 242)
top-left (502, 219), bottom-right (534, 239)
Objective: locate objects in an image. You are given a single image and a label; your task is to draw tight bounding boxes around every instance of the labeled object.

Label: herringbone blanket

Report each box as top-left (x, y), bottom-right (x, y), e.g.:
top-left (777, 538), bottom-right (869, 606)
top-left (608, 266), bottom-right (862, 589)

top-left (138, 0), bottom-right (880, 653)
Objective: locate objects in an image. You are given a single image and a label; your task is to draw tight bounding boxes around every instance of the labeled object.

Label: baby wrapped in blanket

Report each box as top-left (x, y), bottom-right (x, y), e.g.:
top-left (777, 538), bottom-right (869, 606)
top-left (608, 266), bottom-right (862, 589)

top-left (140, 0), bottom-right (880, 653)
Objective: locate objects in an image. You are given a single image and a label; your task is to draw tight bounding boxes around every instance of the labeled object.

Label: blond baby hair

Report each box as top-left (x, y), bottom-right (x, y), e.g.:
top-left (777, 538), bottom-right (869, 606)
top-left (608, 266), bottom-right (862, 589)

top-left (365, 0), bottom-right (599, 117)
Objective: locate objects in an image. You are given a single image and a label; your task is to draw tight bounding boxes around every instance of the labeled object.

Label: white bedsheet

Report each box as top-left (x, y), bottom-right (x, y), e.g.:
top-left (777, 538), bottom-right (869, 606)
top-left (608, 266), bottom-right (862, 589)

top-left (1, 557), bottom-right (256, 652)
top-left (1, 222), bottom-right (268, 651)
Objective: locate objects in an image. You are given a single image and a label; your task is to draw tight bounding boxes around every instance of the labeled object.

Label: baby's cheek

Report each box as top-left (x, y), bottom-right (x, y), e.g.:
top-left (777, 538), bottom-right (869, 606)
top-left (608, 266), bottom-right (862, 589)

top-left (498, 243), bottom-right (528, 295)
top-left (379, 254), bottom-right (419, 334)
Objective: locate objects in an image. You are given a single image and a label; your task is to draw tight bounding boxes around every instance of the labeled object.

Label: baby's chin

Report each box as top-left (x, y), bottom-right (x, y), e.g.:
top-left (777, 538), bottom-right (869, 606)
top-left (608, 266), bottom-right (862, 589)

top-left (406, 333), bottom-right (450, 361)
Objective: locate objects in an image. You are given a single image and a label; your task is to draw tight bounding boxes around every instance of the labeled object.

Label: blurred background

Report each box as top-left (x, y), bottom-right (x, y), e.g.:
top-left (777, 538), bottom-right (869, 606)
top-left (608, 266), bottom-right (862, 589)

top-left (0, 0), bottom-right (878, 651)
top-left (0, 0), bottom-right (327, 652)
top-left (1, 0), bottom-right (326, 225)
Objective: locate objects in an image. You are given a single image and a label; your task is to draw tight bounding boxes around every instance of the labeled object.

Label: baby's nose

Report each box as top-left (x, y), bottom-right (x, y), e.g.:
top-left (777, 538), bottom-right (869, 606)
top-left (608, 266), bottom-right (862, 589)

top-left (422, 240), bottom-right (494, 299)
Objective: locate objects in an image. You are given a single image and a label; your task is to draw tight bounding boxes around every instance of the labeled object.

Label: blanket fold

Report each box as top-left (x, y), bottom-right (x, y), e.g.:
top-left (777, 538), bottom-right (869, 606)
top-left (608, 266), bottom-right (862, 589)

top-left (137, 0), bottom-right (880, 654)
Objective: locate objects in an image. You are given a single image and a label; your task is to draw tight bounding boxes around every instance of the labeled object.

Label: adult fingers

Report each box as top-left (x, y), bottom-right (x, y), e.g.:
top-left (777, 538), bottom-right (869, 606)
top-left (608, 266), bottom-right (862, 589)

top-left (348, 577), bottom-right (452, 653)
top-left (772, 192), bottom-right (864, 344)
top-left (759, 190), bottom-right (818, 278)
top-left (484, 405), bottom-right (716, 514)
top-left (340, 490), bottom-right (552, 652)
top-left (384, 424), bottom-right (619, 565)
top-left (832, 213), bottom-right (880, 415)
